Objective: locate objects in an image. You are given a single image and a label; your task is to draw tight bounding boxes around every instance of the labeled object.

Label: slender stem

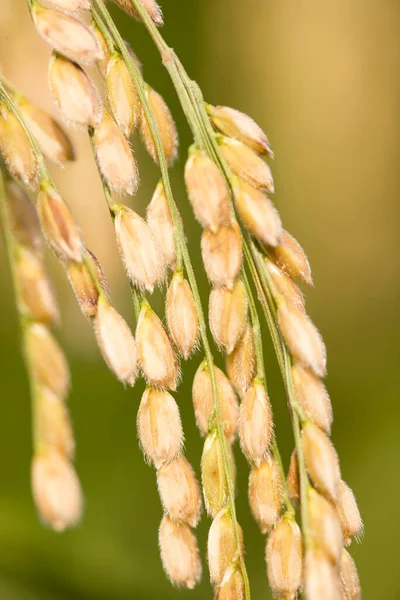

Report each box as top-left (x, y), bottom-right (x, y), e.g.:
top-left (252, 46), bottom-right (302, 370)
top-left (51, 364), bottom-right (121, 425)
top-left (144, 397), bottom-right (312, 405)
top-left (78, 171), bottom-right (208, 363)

top-left (131, 287), bottom-right (141, 319)
top-left (93, 1), bottom-right (250, 593)
top-left (241, 271), bottom-right (265, 383)
top-left (243, 242), bottom-right (284, 373)
top-left (128, 3), bottom-right (311, 546)
top-left (250, 245), bottom-right (310, 537)
top-left (250, 244), bottom-right (306, 419)
top-left (243, 269), bottom-right (294, 515)
top-left (91, 8), bottom-right (116, 52)
top-left (0, 73), bottom-right (19, 96)
top-left (247, 241), bottom-right (309, 532)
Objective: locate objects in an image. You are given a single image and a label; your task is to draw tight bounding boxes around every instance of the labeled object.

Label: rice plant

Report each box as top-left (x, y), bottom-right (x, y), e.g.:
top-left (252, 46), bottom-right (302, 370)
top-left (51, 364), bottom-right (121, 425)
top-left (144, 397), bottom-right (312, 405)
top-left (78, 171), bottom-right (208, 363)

top-left (0, 1), bottom-right (363, 598)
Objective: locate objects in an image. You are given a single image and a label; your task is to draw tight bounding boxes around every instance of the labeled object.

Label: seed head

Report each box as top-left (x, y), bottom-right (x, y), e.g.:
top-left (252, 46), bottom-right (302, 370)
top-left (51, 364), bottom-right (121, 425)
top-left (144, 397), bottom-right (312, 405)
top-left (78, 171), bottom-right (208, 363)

top-left (287, 450), bottom-right (300, 503)
top-left (141, 0), bottom-right (164, 24)
top-left (336, 480), bottom-right (363, 544)
top-left (302, 422), bottom-right (341, 501)
top-left (137, 387), bottom-right (183, 468)
top-left (141, 87), bottom-right (178, 165)
top-left (114, 206), bottom-right (165, 292)
top-left (159, 516), bottom-right (202, 589)
top-left (49, 54), bottom-right (103, 128)
top-left (26, 323), bottom-right (70, 399)
top-left (201, 431), bottom-right (235, 518)
top-left (18, 99), bottom-right (74, 164)
top-left (166, 271), bottom-right (198, 359)
top-left (201, 221), bottom-right (243, 289)
top-left (31, 4), bottom-right (103, 64)
top-left (266, 516), bottom-right (303, 598)
top-left (265, 259), bottom-right (305, 311)
top-left (0, 106), bottom-right (37, 187)
top-left (94, 295), bottom-right (138, 386)
top-left (278, 301), bottom-right (327, 377)
top-left (37, 186), bottom-right (82, 263)
top-left (208, 105), bottom-right (273, 157)
top-left (340, 549), bottom-right (361, 600)
top-left (114, 0), bottom-right (164, 25)
top-left (292, 363), bottom-right (332, 434)
top-left (37, 388), bottom-right (74, 459)
top-left (226, 323), bottom-right (256, 397)
top-left (136, 303), bottom-right (178, 389)
top-left (216, 565), bottom-right (245, 600)
top-left (146, 182), bottom-right (176, 269)
top-left (249, 456), bottom-right (283, 533)
top-left (239, 381), bottom-right (273, 465)
top-left (220, 137), bottom-right (274, 192)
top-left (5, 182), bottom-right (43, 255)
top-left (233, 179), bottom-right (282, 247)
top-left (208, 508), bottom-right (243, 586)
top-left (67, 250), bottom-right (104, 318)
top-left (308, 487), bottom-right (343, 564)
top-left (31, 450), bottom-right (83, 532)
top-left (209, 280), bottom-right (248, 354)
top-left (94, 112), bottom-right (139, 195)
top-left (16, 248), bottom-right (59, 324)
top-left (47, 0), bottom-right (91, 9)
top-left (157, 456), bottom-right (202, 527)
top-left (192, 362), bottom-right (239, 442)
top-left (106, 53), bottom-right (140, 137)
top-left (271, 230), bottom-right (313, 285)
top-left (185, 153), bottom-right (231, 232)
top-left (304, 548), bottom-right (341, 600)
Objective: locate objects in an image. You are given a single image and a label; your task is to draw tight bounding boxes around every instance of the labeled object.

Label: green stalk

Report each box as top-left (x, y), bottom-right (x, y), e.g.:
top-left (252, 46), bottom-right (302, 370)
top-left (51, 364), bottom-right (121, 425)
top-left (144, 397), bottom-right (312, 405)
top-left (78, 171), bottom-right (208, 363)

top-left (242, 272), bottom-right (265, 384)
top-left (242, 270), bottom-right (295, 516)
top-left (93, 1), bottom-right (250, 594)
top-left (91, 7), bottom-right (116, 53)
top-left (248, 243), bottom-right (310, 537)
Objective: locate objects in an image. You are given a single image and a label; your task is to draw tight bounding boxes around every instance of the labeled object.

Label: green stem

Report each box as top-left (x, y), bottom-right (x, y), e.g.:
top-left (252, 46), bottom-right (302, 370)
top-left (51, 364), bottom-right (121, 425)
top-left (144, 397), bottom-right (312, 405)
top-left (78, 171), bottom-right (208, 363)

top-left (93, 1), bottom-right (249, 592)
top-left (242, 270), bottom-right (294, 515)
top-left (0, 73), bottom-right (19, 96)
top-left (246, 242), bottom-right (309, 535)
top-left (241, 271), bottom-right (265, 384)
top-left (91, 7), bottom-right (116, 52)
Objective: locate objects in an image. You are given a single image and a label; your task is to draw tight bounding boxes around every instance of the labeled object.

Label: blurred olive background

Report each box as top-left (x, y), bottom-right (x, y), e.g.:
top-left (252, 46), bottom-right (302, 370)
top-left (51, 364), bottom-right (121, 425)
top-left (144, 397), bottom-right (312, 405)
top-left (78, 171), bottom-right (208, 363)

top-left (0, 0), bottom-right (399, 598)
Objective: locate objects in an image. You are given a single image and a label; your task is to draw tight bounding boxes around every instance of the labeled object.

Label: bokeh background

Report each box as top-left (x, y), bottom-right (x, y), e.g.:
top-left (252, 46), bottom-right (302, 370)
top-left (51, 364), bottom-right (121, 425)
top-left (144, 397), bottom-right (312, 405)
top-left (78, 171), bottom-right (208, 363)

top-left (0, 0), bottom-right (399, 598)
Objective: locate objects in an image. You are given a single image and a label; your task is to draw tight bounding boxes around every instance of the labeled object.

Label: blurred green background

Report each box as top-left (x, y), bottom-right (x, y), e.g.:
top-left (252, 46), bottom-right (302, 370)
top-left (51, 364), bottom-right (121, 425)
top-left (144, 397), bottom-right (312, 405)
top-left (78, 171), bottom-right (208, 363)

top-left (0, 0), bottom-right (399, 598)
